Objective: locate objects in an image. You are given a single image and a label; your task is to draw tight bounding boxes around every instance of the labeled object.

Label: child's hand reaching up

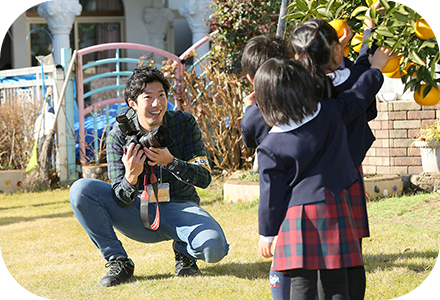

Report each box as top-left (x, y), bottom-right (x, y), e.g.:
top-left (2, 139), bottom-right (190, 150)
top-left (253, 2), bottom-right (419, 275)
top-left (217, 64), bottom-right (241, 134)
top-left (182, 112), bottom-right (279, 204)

top-left (369, 46), bottom-right (397, 71)
top-left (339, 26), bottom-right (353, 48)
top-left (243, 91), bottom-right (256, 107)
top-left (365, 0), bottom-right (383, 29)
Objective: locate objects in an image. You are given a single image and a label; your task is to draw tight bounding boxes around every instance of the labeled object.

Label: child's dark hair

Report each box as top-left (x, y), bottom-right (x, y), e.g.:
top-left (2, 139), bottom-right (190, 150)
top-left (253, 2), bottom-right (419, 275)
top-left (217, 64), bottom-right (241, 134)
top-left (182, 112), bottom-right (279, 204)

top-left (254, 57), bottom-right (320, 127)
top-left (241, 35), bottom-right (290, 80)
top-left (289, 19), bottom-right (338, 98)
top-left (123, 65), bottom-right (170, 105)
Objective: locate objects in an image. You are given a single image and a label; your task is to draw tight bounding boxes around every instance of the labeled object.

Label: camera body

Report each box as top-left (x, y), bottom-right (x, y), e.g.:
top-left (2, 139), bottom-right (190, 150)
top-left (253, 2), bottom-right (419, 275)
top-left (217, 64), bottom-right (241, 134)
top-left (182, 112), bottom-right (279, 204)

top-left (116, 107), bottom-right (174, 150)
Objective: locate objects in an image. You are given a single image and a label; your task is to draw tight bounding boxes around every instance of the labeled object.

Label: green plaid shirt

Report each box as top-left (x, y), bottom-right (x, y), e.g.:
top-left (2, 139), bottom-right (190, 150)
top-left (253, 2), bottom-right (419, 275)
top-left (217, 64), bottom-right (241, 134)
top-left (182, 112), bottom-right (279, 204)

top-left (107, 110), bottom-right (212, 207)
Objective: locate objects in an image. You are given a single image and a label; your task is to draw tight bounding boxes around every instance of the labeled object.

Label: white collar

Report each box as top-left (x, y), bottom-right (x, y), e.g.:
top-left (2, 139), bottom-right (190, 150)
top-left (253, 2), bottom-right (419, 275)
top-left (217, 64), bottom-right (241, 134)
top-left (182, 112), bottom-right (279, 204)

top-left (270, 102), bottom-right (321, 133)
top-left (327, 68), bottom-right (351, 87)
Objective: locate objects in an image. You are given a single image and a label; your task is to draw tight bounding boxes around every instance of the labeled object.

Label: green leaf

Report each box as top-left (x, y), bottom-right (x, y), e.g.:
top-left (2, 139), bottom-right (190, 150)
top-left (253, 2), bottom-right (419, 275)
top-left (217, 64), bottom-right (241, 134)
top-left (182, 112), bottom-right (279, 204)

top-left (409, 50), bottom-right (426, 66)
top-left (432, 51), bottom-right (440, 65)
top-left (285, 12), bottom-right (306, 20)
top-left (380, 0), bottom-right (391, 10)
top-left (296, 0), bottom-right (308, 12)
top-left (420, 40), bottom-right (437, 49)
top-left (375, 29), bottom-right (395, 38)
top-left (351, 6), bottom-right (368, 17)
top-left (393, 12), bottom-right (410, 22)
top-left (370, 6), bottom-right (377, 20)
top-left (422, 67), bottom-right (438, 88)
top-left (430, 58), bottom-right (437, 79)
top-left (402, 78), bottom-right (416, 94)
top-left (422, 84), bottom-right (432, 98)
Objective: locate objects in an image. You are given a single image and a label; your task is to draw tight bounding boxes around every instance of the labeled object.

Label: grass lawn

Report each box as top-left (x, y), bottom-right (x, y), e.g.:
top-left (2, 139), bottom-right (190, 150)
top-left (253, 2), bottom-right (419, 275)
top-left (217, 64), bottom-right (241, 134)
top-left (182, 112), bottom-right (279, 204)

top-left (0, 178), bottom-right (439, 300)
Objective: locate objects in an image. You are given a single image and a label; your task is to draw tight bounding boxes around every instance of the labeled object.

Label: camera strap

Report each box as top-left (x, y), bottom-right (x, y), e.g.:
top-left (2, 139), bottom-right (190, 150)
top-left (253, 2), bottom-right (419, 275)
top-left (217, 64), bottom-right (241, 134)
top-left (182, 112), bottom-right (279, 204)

top-left (140, 166), bottom-right (160, 231)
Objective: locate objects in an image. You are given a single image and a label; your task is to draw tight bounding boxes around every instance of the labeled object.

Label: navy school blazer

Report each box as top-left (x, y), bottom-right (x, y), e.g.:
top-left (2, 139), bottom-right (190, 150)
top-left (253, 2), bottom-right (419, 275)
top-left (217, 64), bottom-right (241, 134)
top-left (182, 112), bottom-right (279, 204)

top-left (243, 29), bottom-right (379, 168)
top-left (331, 29), bottom-right (379, 167)
top-left (241, 103), bottom-right (270, 149)
top-left (257, 68), bottom-right (384, 237)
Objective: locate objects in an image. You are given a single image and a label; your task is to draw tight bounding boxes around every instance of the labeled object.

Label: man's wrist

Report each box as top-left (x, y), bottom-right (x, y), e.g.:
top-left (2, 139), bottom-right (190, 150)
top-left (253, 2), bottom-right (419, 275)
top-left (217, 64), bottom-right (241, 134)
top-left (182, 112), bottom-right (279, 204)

top-left (124, 174), bottom-right (138, 185)
top-left (166, 156), bottom-right (179, 171)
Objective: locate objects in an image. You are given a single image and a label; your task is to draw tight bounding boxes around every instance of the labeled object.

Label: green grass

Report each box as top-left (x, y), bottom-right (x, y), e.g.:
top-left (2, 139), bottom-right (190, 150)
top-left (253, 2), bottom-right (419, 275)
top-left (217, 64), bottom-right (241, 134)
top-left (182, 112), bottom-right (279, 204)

top-left (0, 181), bottom-right (439, 300)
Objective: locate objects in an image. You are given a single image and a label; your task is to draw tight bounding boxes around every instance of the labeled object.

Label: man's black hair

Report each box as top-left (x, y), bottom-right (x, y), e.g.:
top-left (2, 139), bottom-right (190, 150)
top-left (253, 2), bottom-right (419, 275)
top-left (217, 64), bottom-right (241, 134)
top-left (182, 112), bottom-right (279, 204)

top-left (123, 65), bottom-right (170, 105)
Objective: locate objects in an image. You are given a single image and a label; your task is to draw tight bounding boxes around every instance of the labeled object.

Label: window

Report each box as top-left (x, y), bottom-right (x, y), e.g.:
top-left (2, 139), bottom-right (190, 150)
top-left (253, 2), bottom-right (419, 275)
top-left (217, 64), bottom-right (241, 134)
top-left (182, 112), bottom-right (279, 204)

top-left (26, 0), bottom-right (125, 70)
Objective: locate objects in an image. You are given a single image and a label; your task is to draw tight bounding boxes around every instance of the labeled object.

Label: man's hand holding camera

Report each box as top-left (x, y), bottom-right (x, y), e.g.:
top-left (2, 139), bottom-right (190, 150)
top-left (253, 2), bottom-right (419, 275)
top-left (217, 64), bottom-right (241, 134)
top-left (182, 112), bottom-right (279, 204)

top-left (122, 143), bottom-right (147, 185)
top-left (123, 142), bottom-right (174, 185)
top-left (143, 146), bottom-right (173, 167)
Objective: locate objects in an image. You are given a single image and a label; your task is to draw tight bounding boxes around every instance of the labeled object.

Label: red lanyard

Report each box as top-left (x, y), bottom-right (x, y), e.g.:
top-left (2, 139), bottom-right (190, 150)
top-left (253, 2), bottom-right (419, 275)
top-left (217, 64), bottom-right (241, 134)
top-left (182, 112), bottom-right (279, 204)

top-left (140, 166), bottom-right (160, 230)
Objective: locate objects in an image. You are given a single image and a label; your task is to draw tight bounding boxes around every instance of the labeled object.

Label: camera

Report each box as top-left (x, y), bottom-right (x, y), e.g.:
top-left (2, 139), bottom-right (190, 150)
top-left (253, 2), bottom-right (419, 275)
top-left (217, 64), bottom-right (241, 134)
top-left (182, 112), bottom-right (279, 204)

top-left (116, 107), bottom-right (174, 150)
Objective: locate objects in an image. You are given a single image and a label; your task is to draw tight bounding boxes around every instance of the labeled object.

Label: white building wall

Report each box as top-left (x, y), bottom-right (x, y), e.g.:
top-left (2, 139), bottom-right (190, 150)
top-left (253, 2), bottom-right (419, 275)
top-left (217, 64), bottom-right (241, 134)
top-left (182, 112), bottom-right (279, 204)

top-left (6, 0), bottom-right (196, 69)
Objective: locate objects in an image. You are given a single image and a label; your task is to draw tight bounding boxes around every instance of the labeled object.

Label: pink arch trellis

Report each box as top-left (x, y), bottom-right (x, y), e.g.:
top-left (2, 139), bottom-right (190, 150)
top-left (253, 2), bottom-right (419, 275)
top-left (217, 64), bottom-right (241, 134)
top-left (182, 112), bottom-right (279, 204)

top-left (76, 31), bottom-right (217, 166)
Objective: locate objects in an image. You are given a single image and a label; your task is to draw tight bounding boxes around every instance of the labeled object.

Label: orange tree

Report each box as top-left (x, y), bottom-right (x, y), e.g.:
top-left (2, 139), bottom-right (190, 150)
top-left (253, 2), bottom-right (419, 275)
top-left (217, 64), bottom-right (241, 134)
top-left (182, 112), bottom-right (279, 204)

top-left (285, 0), bottom-right (439, 102)
top-left (207, 1), bottom-right (295, 76)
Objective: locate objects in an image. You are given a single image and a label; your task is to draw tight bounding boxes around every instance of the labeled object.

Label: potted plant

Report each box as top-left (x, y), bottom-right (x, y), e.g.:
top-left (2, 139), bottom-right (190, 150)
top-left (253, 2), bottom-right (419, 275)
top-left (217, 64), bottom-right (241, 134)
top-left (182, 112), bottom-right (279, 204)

top-left (413, 121), bottom-right (440, 172)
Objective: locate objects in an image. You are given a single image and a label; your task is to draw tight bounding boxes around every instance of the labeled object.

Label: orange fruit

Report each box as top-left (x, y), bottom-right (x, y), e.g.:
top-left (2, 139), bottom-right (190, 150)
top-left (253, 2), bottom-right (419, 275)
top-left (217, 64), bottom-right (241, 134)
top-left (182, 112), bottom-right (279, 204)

top-left (329, 19), bottom-right (349, 38)
top-left (351, 33), bottom-right (363, 53)
top-left (384, 57), bottom-right (414, 78)
top-left (385, 67), bottom-right (406, 79)
top-left (381, 55), bottom-right (402, 73)
top-left (414, 18), bottom-right (435, 40)
top-left (343, 45), bottom-right (349, 57)
top-left (414, 84), bottom-right (440, 106)
top-left (385, 67), bottom-right (406, 78)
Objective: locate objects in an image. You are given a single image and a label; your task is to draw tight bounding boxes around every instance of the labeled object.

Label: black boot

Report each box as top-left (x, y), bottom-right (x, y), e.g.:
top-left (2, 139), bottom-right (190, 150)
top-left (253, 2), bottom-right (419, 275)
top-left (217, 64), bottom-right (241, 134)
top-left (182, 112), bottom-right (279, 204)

top-left (173, 242), bottom-right (199, 276)
top-left (99, 256), bottom-right (135, 287)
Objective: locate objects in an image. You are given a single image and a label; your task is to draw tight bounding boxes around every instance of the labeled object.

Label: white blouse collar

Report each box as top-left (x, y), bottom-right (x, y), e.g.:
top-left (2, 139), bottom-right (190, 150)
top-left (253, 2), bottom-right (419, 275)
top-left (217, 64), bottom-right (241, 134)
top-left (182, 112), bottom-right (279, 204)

top-left (269, 102), bottom-right (321, 133)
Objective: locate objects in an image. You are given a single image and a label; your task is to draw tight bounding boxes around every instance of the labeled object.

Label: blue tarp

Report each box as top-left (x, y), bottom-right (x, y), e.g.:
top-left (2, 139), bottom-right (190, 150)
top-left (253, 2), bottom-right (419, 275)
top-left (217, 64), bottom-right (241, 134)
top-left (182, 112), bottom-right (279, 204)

top-left (0, 74), bottom-right (39, 82)
top-left (0, 75), bottom-right (77, 99)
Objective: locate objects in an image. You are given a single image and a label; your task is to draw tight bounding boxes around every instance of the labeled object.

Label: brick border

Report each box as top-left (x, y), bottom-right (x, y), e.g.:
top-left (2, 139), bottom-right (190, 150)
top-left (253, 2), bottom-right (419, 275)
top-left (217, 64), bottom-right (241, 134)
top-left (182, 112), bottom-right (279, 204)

top-left (363, 99), bottom-right (440, 175)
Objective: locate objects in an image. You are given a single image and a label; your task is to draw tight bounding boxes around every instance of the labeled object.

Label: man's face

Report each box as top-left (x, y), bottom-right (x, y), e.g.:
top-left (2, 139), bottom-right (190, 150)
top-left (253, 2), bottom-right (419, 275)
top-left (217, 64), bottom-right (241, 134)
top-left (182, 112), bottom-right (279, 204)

top-left (128, 80), bottom-right (168, 133)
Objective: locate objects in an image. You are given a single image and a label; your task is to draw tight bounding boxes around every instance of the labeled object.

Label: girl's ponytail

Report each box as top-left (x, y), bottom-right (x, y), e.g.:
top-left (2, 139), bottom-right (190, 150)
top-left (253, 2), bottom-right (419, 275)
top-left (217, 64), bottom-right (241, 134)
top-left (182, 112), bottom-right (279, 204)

top-left (289, 19), bottom-right (339, 99)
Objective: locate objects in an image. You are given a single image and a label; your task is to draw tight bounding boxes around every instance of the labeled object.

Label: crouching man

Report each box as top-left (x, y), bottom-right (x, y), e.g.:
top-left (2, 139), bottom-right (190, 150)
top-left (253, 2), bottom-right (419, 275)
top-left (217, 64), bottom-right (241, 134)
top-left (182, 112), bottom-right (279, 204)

top-left (70, 66), bottom-right (229, 287)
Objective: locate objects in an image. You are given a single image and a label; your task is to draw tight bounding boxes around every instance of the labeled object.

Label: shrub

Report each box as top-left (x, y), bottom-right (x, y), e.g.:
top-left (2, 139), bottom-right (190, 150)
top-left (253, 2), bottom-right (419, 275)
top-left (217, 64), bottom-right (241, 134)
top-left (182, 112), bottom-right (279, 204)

top-left (0, 100), bottom-right (40, 170)
top-left (184, 59), bottom-right (254, 174)
top-left (207, 1), bottom-right (289, 75)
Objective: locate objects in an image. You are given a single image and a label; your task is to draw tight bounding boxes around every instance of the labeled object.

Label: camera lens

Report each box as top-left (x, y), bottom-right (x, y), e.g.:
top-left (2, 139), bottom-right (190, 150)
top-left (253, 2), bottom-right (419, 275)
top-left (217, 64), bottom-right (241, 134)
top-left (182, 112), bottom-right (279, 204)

top-left (139, 125), bottom-right (174, 148)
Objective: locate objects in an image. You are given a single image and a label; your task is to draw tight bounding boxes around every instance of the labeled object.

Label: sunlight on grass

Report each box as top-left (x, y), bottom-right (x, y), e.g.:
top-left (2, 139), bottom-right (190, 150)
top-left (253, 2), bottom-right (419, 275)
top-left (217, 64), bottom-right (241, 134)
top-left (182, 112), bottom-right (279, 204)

top-left (364, 193), bottom-right (440, 299)
top-left (0, 183), bottom-right (439, 299)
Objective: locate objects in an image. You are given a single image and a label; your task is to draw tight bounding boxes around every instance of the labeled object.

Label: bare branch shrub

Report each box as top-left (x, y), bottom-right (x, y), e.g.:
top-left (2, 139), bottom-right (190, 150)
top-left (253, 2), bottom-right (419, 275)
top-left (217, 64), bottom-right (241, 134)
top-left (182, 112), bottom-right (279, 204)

top-left (184, 59), bottom-right (254, 174)
top-left (82, 120), bottom-right (111, 165)
top-left (0, 99), bottom-right (41, 170)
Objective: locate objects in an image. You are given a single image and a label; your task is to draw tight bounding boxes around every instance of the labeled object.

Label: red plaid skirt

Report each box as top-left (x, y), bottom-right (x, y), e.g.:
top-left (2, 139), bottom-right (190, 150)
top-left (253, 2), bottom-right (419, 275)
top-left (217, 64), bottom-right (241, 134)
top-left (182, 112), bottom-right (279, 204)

top-left (272, 189), bottom-right (363, 272)
top-left (346, 167), bottom-right (370, 238)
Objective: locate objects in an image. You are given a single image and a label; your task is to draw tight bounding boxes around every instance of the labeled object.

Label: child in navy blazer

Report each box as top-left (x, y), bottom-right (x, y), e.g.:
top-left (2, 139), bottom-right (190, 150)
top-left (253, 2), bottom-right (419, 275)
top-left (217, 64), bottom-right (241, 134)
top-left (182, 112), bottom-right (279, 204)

top-left (240, 35), bottom-right (291, 149)
top-left (256, 53), bottom-right (390, 299)
top-left (289, 8), bottom-right (388, 298)
top-left (240, 35), bottom-right (293, 299)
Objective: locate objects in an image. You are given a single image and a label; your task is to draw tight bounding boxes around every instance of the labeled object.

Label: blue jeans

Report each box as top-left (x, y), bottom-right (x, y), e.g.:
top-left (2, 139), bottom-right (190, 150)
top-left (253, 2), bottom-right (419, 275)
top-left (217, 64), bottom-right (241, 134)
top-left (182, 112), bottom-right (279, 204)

top-left (69, 178), bottom-right (229, 262)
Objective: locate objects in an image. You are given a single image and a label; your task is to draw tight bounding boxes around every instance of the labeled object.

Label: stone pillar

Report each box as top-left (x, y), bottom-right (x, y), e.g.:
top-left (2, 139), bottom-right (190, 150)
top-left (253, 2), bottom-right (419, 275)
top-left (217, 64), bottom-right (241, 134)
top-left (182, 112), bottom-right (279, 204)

top-left (179, 0), bottom-right (212, 58)
top-left (11, 3), bottom-right (29, 69)
top-left (143, 0), bottom-right (175, 51)
top-left (38, 0), bottom-right (82, 64)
